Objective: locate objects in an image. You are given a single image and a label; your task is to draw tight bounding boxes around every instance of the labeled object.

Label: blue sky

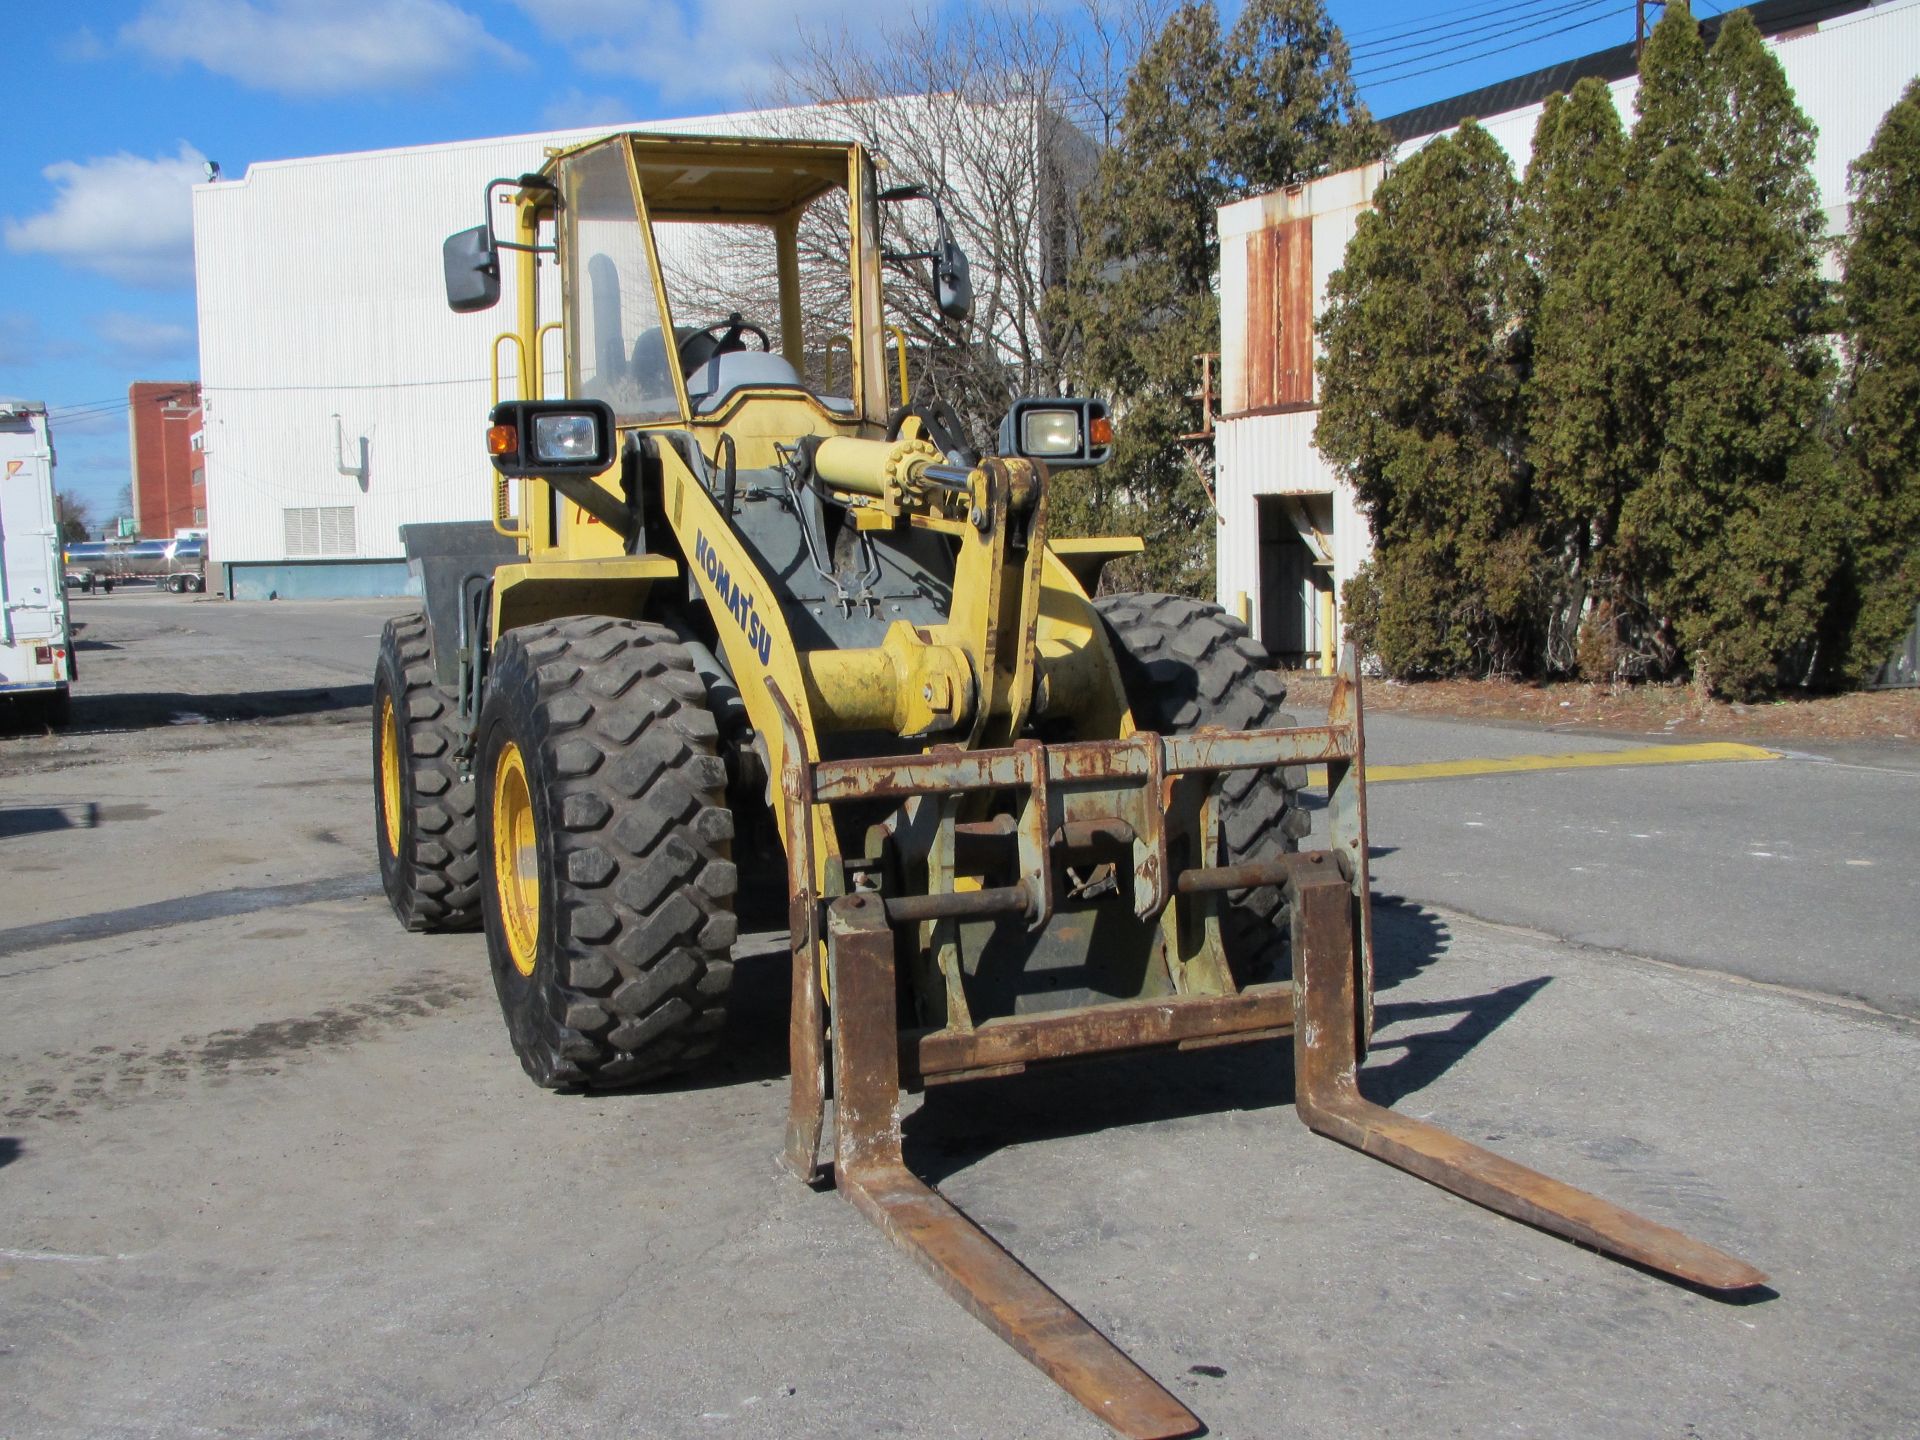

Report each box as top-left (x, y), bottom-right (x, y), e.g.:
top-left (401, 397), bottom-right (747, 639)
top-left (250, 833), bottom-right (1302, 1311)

top-left (2, 0), bottom-right (1666, 521)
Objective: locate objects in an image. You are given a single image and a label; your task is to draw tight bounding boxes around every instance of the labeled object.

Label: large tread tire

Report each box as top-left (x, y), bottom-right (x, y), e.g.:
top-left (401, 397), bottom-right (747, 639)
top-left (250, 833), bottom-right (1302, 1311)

top-left (1095, 593), bottom-right (1311, 983)
top-left (373, 613), bottom-right (482, 931)
top-left (476, 616), bottom-right (737, 1089)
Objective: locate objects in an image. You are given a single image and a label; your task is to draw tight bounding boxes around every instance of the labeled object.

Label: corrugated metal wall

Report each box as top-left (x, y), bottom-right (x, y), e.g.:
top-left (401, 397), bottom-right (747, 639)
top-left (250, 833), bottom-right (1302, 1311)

top-left (1214, 0), bottom-right (1920, 654)
top-left (1216, 166), bottom-right (1380, 654)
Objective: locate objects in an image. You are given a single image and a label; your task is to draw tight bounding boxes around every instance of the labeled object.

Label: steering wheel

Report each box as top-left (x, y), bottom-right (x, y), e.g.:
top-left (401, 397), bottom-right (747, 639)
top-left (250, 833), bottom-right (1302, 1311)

top-left (678, 312), bottom-right (771, 372)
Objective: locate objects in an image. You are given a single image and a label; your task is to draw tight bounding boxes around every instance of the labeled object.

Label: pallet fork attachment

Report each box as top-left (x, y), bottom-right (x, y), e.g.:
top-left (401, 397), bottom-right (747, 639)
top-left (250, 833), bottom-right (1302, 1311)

top-left (774, 654), bottom-right (1765, 1440)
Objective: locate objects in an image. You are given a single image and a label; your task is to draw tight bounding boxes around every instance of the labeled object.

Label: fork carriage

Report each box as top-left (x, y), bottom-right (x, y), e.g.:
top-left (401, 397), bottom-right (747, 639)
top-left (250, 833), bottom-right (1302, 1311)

top-left (774, 652), bottom-right (1762, 1440)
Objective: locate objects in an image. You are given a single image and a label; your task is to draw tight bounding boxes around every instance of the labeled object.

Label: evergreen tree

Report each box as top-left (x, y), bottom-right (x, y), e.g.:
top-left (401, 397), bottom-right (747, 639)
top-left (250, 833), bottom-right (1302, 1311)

top-left (1626, 0), bottom-right (1714, 170)
top-left (1519, 78), bottom-right (1628, 673)
top-left (1054, 3), bottom-right (1229, 592)
top-left (1221, 0), bottom-right (1385, 192)
top-left (1517, 81), bottom-right (1627, 287)
top-left (1578, 4), bottom-right (1839, 695)
top-left (1317, 122), bottom-right (1539, 676)
top-left (1836, 79), bottom-right (1920, 680)
top-left (1057, 0), bottom-right (1381, 594)
top-left (1708, 9), bottom-right (1820, 225)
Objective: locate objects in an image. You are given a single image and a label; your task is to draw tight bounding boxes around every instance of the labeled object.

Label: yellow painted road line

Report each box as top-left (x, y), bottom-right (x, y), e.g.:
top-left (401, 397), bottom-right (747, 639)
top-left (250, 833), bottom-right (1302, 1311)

top-left (1307, 741), bottom-right (1781, 787)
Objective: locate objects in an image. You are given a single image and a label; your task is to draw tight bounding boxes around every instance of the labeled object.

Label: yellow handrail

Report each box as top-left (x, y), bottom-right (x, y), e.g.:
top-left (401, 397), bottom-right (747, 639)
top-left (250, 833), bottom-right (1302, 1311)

top-left (534, 322), bottom-right (562, 400)
top-left (489, 332), bottom-right (531, 541)
top-left (490, 331), bottom-right (523, 406)
top-left (824, 333), bottom-right (854, 397)
top-left (886, 325), bottom-right (912, 408)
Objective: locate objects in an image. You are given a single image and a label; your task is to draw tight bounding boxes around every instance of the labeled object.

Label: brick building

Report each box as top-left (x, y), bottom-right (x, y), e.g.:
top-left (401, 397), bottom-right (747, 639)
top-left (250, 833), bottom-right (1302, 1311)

top-left (128, 381), bottom-right (204, 539)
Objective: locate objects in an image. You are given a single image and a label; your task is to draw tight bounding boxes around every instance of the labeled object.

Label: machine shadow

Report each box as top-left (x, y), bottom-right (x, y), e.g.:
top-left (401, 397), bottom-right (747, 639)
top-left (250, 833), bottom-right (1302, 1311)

top-left (646, 938), bottom-right (797, 1092)
top-left (1369, 891), bottom-right (1452, 990)
top-left (903, 893), bottom-right (1542, 1188)
top-left (61, 685), bottom-right (375, 733)
top-left (1361, 976), bottom-right (1552, 1109)
top-left (644, 894), bottom-right (1551, 1152)
top-left (0, 802), bottom-right (98, 838)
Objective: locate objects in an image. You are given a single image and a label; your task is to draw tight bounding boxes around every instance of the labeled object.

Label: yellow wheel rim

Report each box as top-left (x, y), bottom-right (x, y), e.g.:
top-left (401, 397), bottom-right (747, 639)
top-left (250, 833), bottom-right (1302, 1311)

top-left (379, 694), bottom-right (403, 857)
top-left (492, 740), bottom-right (541, 977)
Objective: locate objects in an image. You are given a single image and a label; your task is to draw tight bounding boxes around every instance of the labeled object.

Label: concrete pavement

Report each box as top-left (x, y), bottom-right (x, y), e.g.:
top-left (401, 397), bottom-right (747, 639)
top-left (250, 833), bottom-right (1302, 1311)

top-left (1, 598), bottom-right (1915, 1438)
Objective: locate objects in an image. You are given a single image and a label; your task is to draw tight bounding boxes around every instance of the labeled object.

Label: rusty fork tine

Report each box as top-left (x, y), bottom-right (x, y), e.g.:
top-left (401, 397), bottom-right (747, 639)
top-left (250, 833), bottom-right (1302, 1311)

top-left (1289, 872), bottom-right (1768, 1293)
top-left (827, 895), bottom-right (1203, 1440)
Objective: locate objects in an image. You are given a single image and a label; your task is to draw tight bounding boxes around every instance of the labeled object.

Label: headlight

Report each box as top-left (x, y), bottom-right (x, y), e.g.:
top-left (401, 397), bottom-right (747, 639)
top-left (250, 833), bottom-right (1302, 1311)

top-left (997, 397), bottom-right (1113, 469)
top-left (533, 413), bottom-right (601, 463)
top-left (1019, 409), bottom-right (1081, 456)
top-left (486, 399), bottom-right (615, 478)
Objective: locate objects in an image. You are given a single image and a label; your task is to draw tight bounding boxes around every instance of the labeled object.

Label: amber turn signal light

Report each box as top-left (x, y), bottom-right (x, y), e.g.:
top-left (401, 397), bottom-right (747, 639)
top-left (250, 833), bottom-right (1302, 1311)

top-left (487, 423), bottom-right (518, 456)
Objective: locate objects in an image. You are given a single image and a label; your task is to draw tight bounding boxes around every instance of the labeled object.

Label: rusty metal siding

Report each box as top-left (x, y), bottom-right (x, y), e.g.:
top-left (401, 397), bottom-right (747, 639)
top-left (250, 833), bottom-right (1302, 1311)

top-left (1243, 219), bottom-right (1313, 410)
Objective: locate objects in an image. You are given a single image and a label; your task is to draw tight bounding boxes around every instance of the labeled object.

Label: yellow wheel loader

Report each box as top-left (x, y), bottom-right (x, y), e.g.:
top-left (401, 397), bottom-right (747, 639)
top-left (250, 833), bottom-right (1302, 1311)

top-left (370, 132), bottom-right (1764, 1438)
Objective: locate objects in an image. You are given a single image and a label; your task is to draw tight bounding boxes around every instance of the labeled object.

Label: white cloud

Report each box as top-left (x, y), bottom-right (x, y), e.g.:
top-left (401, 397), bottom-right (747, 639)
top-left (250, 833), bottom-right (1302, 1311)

top-left (94, 311), bottom-right (197, 363)
top-left (121, 0), bottom-right (515, 96)
top-left (49, 408), bottom-right (132, 438)
top-left (540, 89), bottom-right (639, 131)
top-left (0, 315), bottom-right (85, 372)
top-left (3, 143), bottom-right (205, 289)
top-left (0, 314), bottom-right (39, 370)
top-left (58, 27), bottom-right (108, 62)
top-left (513, 0), bottom-right (885, 106)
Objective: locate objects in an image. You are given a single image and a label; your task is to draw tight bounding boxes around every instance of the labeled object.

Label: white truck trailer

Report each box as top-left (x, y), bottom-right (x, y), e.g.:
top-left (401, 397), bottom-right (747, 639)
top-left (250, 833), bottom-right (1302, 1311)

top-left (1, 398), bottom-right (75, 722)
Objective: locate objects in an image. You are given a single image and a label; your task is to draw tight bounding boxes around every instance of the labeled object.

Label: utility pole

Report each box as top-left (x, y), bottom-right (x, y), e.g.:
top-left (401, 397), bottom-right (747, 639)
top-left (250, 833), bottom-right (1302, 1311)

top-left (1635, 0), bottom-right (1664, 61)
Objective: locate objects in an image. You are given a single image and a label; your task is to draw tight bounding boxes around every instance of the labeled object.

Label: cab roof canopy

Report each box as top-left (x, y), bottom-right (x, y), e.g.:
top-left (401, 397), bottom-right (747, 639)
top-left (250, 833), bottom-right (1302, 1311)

top-left (547, 132), bottom-right (857, 222)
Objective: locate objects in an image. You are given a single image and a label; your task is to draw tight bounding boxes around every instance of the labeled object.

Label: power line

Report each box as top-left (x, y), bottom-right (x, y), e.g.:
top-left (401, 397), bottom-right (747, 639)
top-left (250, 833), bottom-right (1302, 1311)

top-left (48, 398), bottom-right (133, 416)
top-left (1340, 0), bottom-right (1542, 45)
top-left (1356, 2), bottom-right (1634, 85)
top-left (48, 403), bottom-right (133, 424)
top-left (203, 374), bottom-right (499, 394)
top-left (1347, 0), bottom-right (1602, 59)
top-left (1354, 0), bottom-right (1620, 80)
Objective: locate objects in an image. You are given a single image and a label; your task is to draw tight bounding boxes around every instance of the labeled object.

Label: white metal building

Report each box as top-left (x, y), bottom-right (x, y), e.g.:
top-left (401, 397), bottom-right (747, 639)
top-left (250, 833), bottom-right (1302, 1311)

top-left (192, 97), bottom-right (1083, 599)
top-left (1214, 0), bottom-right (1920, 669)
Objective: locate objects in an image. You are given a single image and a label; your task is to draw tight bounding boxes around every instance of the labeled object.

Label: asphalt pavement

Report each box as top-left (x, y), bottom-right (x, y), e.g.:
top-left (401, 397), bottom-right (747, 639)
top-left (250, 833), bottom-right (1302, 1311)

top-left (1354, 713), bottom-right (1920, 1019)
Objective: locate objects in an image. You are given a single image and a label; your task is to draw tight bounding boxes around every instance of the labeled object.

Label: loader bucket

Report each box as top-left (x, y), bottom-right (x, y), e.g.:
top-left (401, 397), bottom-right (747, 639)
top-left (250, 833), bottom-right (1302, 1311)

top-left (771, 648), bottom-right (1765, 1439)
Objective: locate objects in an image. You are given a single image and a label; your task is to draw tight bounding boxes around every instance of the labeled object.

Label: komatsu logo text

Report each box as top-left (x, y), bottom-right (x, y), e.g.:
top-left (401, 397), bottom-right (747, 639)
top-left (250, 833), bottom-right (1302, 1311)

top-left (695, 531), bottom-right (774, 665)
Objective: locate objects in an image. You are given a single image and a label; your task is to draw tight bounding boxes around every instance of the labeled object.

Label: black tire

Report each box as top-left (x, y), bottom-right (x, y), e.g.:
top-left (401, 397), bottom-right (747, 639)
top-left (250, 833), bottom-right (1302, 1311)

top-left (475, 617), bottom-right (736, 1089)
top-left (373, 612), bottom-right (483, 931)
top-left (1095, 593), bottom-right (1311, 983)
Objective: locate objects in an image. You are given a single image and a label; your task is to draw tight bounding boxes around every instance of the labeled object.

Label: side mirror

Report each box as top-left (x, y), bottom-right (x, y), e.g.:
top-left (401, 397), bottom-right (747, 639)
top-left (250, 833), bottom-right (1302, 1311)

top-left (935, 233), bottom-right (972, 323)
top-left (880, 184), bottom-right (973, 325)
top-left (443, 225), bottom-right (500, 314)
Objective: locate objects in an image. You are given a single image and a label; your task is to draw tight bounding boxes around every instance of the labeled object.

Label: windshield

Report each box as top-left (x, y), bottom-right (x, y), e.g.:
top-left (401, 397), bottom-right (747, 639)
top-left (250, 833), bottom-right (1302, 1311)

top-left (561, 141), bottom-right (679, 425)
top-left (558, 137), bottom-right (866, 422)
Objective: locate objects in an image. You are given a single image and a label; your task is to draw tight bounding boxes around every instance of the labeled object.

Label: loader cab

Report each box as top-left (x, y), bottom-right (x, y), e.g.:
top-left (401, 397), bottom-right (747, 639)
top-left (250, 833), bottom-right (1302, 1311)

top-left (465, 133), bottom-right (909, 444)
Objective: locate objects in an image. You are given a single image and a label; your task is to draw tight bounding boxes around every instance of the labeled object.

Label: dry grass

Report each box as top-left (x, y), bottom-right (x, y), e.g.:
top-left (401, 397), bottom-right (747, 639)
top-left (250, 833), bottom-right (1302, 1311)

top-left (1283, 672), bottom-right (1920, 744)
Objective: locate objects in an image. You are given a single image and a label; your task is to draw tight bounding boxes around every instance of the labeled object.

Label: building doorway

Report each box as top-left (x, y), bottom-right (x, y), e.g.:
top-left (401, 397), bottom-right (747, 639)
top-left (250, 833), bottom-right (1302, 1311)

top-left (1255, 495), bottom-right (1335, 671)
